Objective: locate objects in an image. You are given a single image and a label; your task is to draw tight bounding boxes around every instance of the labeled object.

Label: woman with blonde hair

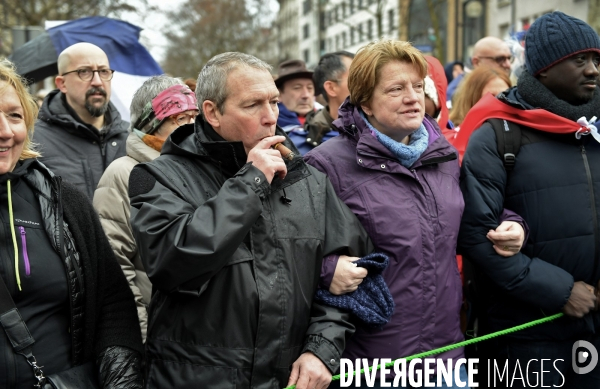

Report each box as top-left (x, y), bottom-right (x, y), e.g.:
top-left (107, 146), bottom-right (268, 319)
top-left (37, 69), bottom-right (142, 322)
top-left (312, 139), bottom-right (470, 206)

top-left (0, 59), bottom-right (143, 388)
top-left (305, 40), bottom-right (525, 388)
top-left (450, 66), bottom-right (512, 128)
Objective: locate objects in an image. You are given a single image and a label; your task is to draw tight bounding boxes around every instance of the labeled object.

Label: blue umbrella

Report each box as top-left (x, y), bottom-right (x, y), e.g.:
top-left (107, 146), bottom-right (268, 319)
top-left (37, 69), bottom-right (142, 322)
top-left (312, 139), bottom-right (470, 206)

top-left (10, 16), bottom-right (162, 82)
top-left (9, 16), bottom-right (163, 120)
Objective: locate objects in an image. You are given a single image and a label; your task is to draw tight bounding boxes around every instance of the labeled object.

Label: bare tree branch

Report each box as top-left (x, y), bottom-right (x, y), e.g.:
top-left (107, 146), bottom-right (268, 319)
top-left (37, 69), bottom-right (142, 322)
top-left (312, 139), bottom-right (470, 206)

top-left (162, 0), bottom-right (277, 78)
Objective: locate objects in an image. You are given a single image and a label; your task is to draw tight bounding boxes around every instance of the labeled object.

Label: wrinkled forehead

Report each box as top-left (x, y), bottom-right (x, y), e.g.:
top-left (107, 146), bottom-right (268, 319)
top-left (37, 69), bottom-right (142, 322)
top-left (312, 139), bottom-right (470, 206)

top-left (282, 77), bottom-right (314, 92)
top-left (226, 67), bottom-right (279, 100)
top-left (67, 49), bottom-right (110, 70)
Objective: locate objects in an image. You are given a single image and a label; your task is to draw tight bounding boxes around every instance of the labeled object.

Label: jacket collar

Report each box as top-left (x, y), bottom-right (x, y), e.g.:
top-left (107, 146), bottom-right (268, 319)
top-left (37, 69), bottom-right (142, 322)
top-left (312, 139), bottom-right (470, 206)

top-left (310, 105), bottom-right (334, 128)
top-left (38, 89), bottom-right (125, 141)
top-left (161, 117), bottom-right (311, 192)
top-left (333, 99), bottom-right (457, 173)
top-left (277, 102), bottom-right (301, 127)
top-left (126, 132), bottom-right (160, 163)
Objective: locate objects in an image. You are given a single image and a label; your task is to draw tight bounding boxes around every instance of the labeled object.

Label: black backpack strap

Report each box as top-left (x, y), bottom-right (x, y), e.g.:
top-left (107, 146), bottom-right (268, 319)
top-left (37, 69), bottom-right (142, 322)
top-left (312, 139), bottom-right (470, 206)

top-left (0, 275), bottom-right (35, 354)
top-left (488, 118), bottom-right (522, 172)
top-left (0, 275), bottom-right (47, 386)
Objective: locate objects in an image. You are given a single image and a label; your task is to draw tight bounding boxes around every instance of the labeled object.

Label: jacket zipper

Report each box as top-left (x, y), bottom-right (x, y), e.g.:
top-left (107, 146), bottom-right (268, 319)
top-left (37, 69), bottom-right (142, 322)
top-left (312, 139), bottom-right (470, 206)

top-left (1, 222), bottom-right (15, 293)
top-left (581, 145), bottom-right (600, 278)
top-left (18, 226), bottom-right (30, 277)
top-left (53, 176), bottom-right (78, 363)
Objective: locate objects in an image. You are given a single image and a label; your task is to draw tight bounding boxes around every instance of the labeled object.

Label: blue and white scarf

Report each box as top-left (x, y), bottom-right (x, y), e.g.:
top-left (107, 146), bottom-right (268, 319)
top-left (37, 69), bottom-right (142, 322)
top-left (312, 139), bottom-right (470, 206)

top-left (360, 112), bottom-right (429, 168)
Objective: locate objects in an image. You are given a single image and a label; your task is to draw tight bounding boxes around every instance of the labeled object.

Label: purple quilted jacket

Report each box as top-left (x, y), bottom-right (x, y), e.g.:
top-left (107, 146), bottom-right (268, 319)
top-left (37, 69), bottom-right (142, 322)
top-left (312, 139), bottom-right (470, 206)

top-left (305, 100), bottom-right (465, 367)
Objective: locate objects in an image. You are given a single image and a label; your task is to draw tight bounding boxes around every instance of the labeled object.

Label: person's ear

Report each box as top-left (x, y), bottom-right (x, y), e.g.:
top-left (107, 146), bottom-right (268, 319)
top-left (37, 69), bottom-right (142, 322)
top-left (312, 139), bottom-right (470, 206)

top-left (472, 57), bottom-right (480, 67)
top-left (323, 80), bottom-right (337, 99)
top-left (538, 70), bottom-right (548, 79)
top-left (202, 100), bottom-right (221, 129)
top-left (55, 76), bottom-right (67, 93)
top-left (361, 102), bottom-right (372, 116)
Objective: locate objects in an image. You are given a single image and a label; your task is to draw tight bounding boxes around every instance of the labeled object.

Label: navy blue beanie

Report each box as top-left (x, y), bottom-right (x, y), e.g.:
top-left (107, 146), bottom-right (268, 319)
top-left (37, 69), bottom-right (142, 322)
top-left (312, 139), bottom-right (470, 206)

top-left (314, 253), bottom-right (394, 328)
top-left (525, 11), bottom-right (600, 76)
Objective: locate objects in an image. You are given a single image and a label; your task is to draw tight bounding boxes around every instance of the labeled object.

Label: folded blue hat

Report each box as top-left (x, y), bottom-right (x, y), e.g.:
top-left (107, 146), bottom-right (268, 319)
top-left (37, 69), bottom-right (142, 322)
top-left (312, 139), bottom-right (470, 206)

top-left (315, 252), bottom-right (395, 328)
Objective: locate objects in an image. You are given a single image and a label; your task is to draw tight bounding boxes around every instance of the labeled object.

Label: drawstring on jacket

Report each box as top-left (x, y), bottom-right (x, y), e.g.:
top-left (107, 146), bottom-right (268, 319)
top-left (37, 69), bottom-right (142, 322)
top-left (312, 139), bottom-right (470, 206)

top-left (7, 179), bottom-right (21, 291)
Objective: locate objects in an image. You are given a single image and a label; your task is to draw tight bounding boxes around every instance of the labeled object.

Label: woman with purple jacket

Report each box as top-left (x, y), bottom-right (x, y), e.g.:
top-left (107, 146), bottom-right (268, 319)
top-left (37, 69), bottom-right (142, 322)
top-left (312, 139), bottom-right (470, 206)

top-left (305, 40), bottom-right (525, 388)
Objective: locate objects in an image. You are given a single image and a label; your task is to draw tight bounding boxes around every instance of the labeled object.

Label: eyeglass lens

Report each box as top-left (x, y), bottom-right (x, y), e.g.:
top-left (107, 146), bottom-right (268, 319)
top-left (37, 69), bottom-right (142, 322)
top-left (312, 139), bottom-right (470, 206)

top-left (78, 69), bottom-right (114, 81)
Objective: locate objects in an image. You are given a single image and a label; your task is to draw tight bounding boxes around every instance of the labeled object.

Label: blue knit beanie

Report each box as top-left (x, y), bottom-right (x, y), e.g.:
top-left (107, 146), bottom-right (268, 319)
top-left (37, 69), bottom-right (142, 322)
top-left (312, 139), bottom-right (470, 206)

top-left (525, 11), bottom-right (600, 76)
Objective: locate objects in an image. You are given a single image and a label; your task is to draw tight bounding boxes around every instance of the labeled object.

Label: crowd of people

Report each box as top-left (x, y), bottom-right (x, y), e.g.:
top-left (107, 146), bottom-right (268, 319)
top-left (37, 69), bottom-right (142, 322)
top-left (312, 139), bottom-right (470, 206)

top-left (0, 10), bottom-right (599, 389)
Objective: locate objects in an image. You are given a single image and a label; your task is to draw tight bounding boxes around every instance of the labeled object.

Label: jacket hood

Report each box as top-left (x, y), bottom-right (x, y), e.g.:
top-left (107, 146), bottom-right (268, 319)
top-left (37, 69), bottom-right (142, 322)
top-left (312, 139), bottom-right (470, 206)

top-left (277, 102), bottom-right (301, 127)
top-left (497, 86), bottom-right (534, 110)
top-left (38, 89), bottom-right (126, 140)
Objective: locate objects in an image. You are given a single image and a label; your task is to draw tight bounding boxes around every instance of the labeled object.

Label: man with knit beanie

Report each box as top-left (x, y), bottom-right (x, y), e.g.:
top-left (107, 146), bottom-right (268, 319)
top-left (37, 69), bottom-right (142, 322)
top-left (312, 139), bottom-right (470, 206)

top-left (458, 12), bottom-right (600, 387)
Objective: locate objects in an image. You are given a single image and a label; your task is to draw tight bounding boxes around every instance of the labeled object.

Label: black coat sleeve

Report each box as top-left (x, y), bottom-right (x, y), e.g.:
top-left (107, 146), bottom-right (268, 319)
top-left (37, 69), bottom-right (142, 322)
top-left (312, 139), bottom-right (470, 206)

top-left (61, 183), bottom-right (144, 387)
top-left (129, 163), bottom-right (267, 293)
top-left (458, 123), bottom-right (573, 312)
top-left (302, 170), bottom-right (374, 373)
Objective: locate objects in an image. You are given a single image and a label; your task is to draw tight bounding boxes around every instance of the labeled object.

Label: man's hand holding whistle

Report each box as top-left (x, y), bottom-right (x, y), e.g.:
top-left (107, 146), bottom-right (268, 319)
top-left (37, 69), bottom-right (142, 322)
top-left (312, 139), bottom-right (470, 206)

top-left (247, 135), bottom-right (289, 183)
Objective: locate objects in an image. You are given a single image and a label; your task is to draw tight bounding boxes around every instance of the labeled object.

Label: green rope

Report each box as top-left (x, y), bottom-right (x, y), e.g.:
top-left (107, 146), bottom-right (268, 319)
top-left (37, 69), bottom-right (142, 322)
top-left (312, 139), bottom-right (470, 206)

top-left (283, 313), bottom-right (564, 389)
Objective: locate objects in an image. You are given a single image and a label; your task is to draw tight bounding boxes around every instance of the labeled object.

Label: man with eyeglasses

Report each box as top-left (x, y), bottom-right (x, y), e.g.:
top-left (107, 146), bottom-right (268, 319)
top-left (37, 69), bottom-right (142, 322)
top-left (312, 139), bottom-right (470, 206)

top-left (447, 36), bottom-right (513, 102)
top-left (34, 42), bottom-right (129, 198)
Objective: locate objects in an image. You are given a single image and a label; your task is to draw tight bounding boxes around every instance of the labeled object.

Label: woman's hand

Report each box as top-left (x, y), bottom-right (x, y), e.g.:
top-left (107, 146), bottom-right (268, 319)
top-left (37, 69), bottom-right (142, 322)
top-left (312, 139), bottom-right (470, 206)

top-left (329, 255), bottom-right (368, 295)
top-left (487, 221), bottom-right (525, 257)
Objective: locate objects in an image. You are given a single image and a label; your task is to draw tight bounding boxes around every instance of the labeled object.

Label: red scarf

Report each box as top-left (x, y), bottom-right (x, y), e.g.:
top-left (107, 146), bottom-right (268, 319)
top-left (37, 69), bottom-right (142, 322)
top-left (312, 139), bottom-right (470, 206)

top-left (453, 93), bottom-right (589, 161)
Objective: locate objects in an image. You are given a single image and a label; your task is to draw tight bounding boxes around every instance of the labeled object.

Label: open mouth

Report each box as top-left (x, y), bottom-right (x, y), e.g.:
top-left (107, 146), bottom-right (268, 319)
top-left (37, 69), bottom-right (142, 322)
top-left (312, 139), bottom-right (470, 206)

top-left (0, 147), bottom-right (9, 152)
top-left (402, 109), bottom-right (421, 115)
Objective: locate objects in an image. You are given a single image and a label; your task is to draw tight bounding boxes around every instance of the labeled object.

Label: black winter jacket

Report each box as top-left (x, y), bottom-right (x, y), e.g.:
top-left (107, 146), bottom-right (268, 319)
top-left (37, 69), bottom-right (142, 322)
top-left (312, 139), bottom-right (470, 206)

top-left (129, 121), bottom-right (372, 388)
top-left (458, 88), bottom-right (600, 341)
top-left (0, 160), bottom-right (143, 388)
top-left (34, 90), bottom-right (128, 198)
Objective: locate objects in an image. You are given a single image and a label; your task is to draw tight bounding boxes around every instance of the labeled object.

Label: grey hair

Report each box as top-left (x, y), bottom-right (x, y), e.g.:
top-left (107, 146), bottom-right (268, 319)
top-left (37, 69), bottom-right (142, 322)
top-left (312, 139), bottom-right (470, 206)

top-left (130, 75), bottom-right (184, 125)
top-left (196, 52), bottom-right (272, 117)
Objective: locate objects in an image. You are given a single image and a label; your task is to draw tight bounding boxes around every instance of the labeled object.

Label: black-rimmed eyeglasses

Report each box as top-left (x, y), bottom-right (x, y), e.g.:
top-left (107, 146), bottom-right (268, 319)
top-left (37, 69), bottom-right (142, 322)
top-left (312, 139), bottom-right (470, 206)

top-left (61, 68), bottom-right (115, 81)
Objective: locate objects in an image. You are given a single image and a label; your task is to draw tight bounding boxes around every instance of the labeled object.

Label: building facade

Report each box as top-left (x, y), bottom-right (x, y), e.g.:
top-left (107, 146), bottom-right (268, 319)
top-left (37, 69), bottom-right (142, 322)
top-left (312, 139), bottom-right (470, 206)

top-left (278, 0), bottom-right (594, 68)
top-left (277, 0), bottom-right (301, 63)
top-left (322, 0), bottom-right (399, 59)
top-left (487, 0), bottom-right (588, 39)
top-left (278, 0), bottom-right (456, 67)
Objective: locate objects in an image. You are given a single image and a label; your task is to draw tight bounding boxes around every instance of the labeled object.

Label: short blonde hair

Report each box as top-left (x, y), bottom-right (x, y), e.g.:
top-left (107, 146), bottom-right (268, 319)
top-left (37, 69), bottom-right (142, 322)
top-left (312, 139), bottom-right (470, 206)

top-left (0, 59), bottom-right (40, 159)
top-left (348, 40), bottom-right (428, 108)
